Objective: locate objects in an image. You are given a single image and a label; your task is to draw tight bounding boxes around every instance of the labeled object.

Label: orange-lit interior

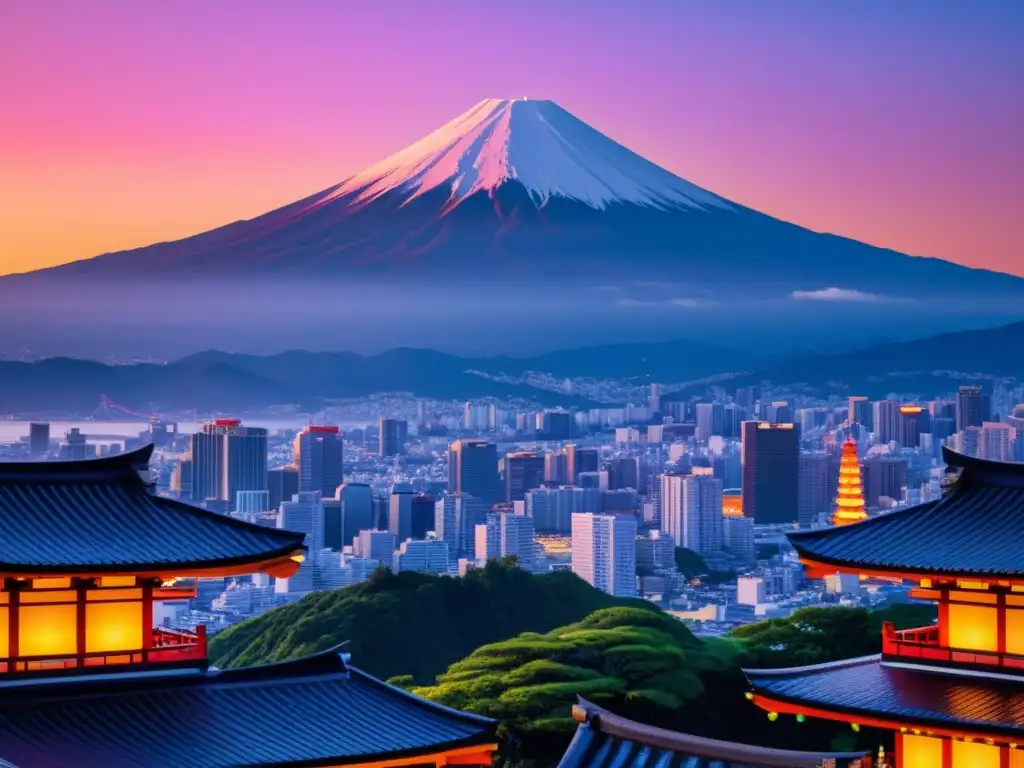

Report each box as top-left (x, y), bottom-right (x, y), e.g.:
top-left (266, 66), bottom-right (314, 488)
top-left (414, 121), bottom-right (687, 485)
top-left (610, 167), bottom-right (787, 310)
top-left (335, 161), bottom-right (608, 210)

top-left (721, 496), bottom-right (744, 518)
top-left (85, 600), bottom-right (143, 654)
top-left (952, 739), bottom-right (1000, 767)
top-left (20, 603), bottom-right (77, 657)
top-left (948, 603), bottom-right (999, 652)
top-left (900, 734), bottom-right (943, 768)
top-left (831, 436), bottom-right (867, 526)
top-left (1007, 609), bottom-right (1024, 655)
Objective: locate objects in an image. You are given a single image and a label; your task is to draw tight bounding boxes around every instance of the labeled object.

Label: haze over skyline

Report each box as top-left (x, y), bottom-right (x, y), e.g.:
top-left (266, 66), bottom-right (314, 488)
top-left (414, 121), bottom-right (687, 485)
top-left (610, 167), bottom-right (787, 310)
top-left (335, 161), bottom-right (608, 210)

top-left (2, 0), bottom-right (1022, 277)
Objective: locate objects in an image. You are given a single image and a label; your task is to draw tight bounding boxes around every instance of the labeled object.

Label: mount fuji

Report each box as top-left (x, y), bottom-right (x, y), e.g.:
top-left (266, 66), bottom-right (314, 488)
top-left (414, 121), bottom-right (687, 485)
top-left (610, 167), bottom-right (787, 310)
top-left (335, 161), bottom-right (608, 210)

top-left (4, 98), bottom-right (1023, 356)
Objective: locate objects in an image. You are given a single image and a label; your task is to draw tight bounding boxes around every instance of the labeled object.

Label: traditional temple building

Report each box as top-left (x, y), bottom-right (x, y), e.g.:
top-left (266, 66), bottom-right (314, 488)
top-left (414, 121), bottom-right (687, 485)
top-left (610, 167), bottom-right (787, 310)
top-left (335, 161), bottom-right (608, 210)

top-left (557, 700), bottom-right (871, 767)
top-left (832, 436), bottom-right (868, 526)
top-left (747, 447), bottom-right (1024, 768)
top-left (0, 446), bottom-right (497, 768)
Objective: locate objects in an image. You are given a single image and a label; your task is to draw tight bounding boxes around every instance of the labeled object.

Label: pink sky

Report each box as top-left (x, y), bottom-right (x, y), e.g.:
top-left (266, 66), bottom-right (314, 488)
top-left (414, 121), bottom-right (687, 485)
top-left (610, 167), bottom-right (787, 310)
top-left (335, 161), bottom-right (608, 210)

top-left (1, 0), bottom-right (1022, 276)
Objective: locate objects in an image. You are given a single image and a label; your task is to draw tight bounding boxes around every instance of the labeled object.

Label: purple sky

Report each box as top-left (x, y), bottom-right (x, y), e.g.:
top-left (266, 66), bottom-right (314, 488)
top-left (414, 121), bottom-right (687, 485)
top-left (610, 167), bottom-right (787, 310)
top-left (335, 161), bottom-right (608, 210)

top-left (1, 0), bottom-right (1022, 275)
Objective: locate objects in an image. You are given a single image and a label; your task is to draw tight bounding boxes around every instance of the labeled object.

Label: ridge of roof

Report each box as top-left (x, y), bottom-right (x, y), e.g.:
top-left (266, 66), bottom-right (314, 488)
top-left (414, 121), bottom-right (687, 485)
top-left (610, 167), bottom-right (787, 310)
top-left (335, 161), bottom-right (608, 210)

top-left (0, 443), bottom-right (155, 481)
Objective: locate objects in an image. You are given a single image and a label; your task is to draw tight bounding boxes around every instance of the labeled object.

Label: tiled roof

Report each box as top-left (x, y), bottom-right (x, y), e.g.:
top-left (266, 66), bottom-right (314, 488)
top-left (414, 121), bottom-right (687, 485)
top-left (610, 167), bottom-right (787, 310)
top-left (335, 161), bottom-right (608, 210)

top-left (0, 647), bottom-right (496, 768)
top-left (746, 655), bottom-right (1024, 738)
top-left (556, 700), bottom-right (869, 768)
top-left (787, 447), bottom-right (1024, 577)
top-left (0, 444), bottom-right (304, 573)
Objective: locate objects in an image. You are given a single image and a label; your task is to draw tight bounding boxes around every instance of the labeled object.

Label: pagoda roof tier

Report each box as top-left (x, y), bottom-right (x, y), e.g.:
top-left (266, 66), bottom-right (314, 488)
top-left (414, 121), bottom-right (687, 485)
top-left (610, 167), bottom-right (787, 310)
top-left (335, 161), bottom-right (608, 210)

top-left (0, 646), bottom-right (497, 768)
top-left (787, 446), bottom-right (1024, 579)
top-left (746, 655), bottom-right (1024, 740)
top-left (0, 444), bottom-right (304, 576)
top-left (556, 699), bottom-right (870, 768)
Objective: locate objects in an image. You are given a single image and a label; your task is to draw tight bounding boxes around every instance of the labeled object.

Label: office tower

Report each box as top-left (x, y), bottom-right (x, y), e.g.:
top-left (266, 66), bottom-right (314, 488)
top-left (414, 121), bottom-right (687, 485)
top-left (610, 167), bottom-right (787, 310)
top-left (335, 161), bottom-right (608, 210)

top-left (410, 495), bottom-right (436, 539)
top-left (235, 490), bottom-right (270, 515)
top-left (500, 512), bottom-right (537, 571)
top-left (526, 486), bottom-right (601, 534)
top-left (695, 402), bottom-right (725, 442)
top-left (392, 538), bottom-right (449, 574)
top-left (378, 418), bottom-right (408, 457)
top-left (980, 422), bottom-right (1015, 462)
top-left (504, 451), bottom-right (545, 502)
top-left (741, 421), bottom-right (799, 524)
top-left (608, 456), bottom-right (640, 491)
top-left (649, 383), bottom-right (662, 414)
top-left (873, 400), bottom-right (901, 444)
top-left (189, 419), bottom-right (267, 510)
top-left (447, 439), bottom-right (500, 505)
top-left (540, 411), bottom-right (573, 440)
top-left (28, 422), bottom-right (49, 456)
top-left (848, 397), bottom-right (873, 431)
top-left (545, 451), bottom-right (567, 484)
top-left (957, 385), bottom-right (991, 432)
top-left (930, 399), bottom-right (957, 421)
top-left (474, 514), bottom-right (502, 563)
top-left (831, 437), bottom-right (867, 526)
top-left (736, 385), bottom-right (761, 412)
top-left (463, 402), bottom-right (490, 431)
top-left (571, 513), bottom-right (637, 597)
top-left (353, 529), bottom-right (397, 564)
top-left (956, 426), bottom-right (982, 458)
top-left (761, 401), bottom-right (793, 424)
top-left (60, 427), bottom-right (91, 460)
top-left (601, 488), bottom-right (639, 515)
top-left (336, 483), bottom-right (374, 545)
top-left (722, 514), bottom-right (755, 566)
top-left (635, 530), bottom-right (676, 572)
top-left (578, 470), bottom-right (609, 491)
top-left (294, 425), bottom-right (344, 498)
top-left (322, 497), bottom-right (343, 549)
top-left (170, 457), bottom-right (192, 498)
top-left (798, 453), bottom-right (831, 528)
top-left (661, 475), bottom-right (722, 557)
top-left (659, 474), bottom-right (685, 544)
top-left (388, 487), bottom-right (415, 541)
top-left (861, 457), bottom-right (908, 507)
top-left (435, 493), bottom-right (488, 558)
top-left (722, 405), bottom-right (743, 439)
top-left (267, 467), bottom-right (299, 511)
top-left (565, 444), bottom-right (600, 484)
top-left (896, 406), bottom-right (927, 449)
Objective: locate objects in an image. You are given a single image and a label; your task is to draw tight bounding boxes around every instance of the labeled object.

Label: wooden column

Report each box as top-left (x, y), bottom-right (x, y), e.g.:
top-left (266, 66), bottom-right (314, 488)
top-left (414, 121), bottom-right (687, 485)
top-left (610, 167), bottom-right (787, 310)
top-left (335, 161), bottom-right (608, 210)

top-left (75, 578), bottom-right (87, 660)
top-left (5, 579), bottom-right (21, 670)
top-left (938, 590), bottom-right (950, 648)
top-left (141, 580), bottom-right (154, 662)
top-left (998, 592), bottom-right (1008, 654)
top-left (942, 737), bottom-right (953, 768)
top-left (1002, 744), bottom-right (1012, 768)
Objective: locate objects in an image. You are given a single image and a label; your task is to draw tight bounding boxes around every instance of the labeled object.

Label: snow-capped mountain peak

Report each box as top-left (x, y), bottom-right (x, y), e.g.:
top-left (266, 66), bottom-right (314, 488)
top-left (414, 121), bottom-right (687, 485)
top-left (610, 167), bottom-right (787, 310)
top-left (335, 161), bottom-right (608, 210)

top-left (326, 98), bottom-right (730, 212)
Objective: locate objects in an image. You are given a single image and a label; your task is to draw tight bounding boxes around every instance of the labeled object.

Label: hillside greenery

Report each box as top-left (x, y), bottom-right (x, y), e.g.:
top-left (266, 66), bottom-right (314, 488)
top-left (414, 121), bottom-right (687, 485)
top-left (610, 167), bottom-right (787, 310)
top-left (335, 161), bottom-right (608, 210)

top-left (209, 559), bottom-right (651, 682)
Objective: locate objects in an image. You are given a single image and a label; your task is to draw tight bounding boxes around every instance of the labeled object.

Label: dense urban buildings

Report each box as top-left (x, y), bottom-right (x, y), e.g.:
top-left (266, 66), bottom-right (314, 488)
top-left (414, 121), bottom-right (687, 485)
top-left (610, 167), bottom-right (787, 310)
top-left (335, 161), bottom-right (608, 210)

top-left (293, 425), bottom-right (344, 497)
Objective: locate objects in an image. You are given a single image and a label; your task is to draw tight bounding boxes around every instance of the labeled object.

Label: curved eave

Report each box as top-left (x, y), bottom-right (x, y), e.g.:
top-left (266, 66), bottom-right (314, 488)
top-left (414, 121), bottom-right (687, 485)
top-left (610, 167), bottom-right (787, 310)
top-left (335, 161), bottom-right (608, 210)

top-left (0, 548), bottom-right (305, 579)
top-left (0, 443), bottom-right (155, 480)
top-left (794, 552), bottom-right (1024, 584)
top-left (943, 445), bottom-right (1024, 484)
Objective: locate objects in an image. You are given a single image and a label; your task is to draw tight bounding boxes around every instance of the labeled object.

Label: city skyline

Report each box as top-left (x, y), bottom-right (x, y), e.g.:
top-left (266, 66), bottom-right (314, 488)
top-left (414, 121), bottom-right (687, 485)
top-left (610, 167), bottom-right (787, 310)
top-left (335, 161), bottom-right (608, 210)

top-left (2, 1), bottom-right (1023, 276)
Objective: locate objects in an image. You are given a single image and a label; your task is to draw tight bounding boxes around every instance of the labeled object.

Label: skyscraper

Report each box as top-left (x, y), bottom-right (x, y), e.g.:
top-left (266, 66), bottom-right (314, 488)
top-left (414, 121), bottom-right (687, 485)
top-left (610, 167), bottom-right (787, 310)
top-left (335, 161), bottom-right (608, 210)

top-left (410, 495), bottom-right (436, 539)
top-left (294, 425), bottom-right (344, 498)
top-left (378, 418), bottom-right (408, 457)
top-left (607, 456), bottom-right (640, 490)
top-left (564, 444), bottom-right (599, 484)
top-left (571, 513), bottom-right (637, 597)
top-left (848, 397), bottom-right (873, 431)
top-left (797, 452), bottom-right (831, 528)
top-left (680, 475), bottom-right (723, 556)
top-left (980, 422), bottom-right (1015, 462)
top-left (336, 483), bottom-right (374, 545)
top-left (28, 422), bottom-right (49, 456)
top-left (872, 400), bottom-right (901, 444)
top-left (695, 402), bottom-right (725, 442)
top-left (434, 493), bottom-right (487, 558)
top-left (499, 512), bottom-right (537, 571)
top-left (388, 487), bottom-right (415, 541)
top-left (503, 451), bottom-right (545, 502)
top-left (957, 386), bottom-right (991, 432)
top-left (741, 421), bottom-right (799, 525)
top-left (267, 466), bottom-right (300, 512)
top-left (544, 451), bottom-right (567, 484)
top-left (896, 406), bottom-right (928, 449)
top-left (861, 457), bottom-right (908, 507)
top-left (189, 419), bottom-right (267, 510)
top-left (448, 439), bottom-right (500, 505)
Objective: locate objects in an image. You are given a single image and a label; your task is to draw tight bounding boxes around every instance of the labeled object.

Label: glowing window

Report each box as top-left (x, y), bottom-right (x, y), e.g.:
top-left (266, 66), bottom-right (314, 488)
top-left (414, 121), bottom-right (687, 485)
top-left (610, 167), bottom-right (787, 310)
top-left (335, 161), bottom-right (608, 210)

top-left (85, 601), bottom-right (143, 654)
top-left (0, 607), bottom-right (7, 657)
top-left (19, 604), bottom-right (77, 657)
top-left (948, 603), bottom-right (999, 652)
top-left (1006, 609), bottom-right (1024, 656)
top-left (953, 739), bottom-right (1000, 768)
top-left (901, 734), bottom-right (943, 768)
top-left (1012, 747), bottom-right (1024, 768)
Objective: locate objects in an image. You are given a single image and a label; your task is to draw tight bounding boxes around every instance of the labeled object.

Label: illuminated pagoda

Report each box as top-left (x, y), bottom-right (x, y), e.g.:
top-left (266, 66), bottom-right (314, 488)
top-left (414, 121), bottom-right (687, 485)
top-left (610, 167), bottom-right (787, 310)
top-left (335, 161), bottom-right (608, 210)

top-left (557, 700), bottom-right (871, 767)
top-left (832, 436), bottom-right (868, 526)
top-left (747, 447), bottom-right (1024, 768)
top-left (0, 446), bottom-right (497, 768)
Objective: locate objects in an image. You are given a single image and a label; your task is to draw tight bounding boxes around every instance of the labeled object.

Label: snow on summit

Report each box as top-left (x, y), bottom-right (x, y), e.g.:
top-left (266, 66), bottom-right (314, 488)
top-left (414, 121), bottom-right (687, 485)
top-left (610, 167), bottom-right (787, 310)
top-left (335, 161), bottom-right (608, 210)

top-left (327, 98), bottom-right (730, 211)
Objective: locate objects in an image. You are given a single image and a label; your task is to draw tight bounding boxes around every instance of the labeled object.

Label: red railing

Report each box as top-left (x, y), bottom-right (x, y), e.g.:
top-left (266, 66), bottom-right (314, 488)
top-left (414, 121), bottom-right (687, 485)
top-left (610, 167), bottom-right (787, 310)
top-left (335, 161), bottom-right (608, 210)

top-left (0, 626), bottom-right (207, 674)
top-left (882, 622), bottom-right (1024, 672)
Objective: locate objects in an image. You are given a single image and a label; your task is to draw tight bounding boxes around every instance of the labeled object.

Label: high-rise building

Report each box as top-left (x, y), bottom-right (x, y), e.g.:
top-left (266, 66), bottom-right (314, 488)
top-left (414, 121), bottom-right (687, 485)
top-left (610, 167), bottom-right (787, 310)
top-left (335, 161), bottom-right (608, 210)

top-left (677, 475), bottom-right (723, 557)
top-left (267, 467), bottom-right (299, 511)
top-left (564, 444), bottom-right (599, 484)
top-left (392, 538), bottom-right (449, 574)
top-left (525, 486), bottom-right (601, 534)
top-left (188, 419), bottom-right (267, 510)
top-left (28, 422), bottom-right (50, 456)
top-left (500, 512), bottom-right (537, 571)
top-left (388, 488), bottom-right (415, 541)
top-left (896, 406), bottom-right (928, 449)
top-left (848, 396), bottom-right (873, 432)
top-left (336, 483), bottom-right (374, 545)
top-left (571, 513), bottom-right (637, 597)
top-left (980, 422), bottom-right (1016, 462)
top-left (695, 402), bottom-right (725, 442)
top-left (353, 529), bottom-right (397, 564)
top-left (503, 451), bottom-right (545, 502)
top-left (277, 491), bottom-right (325, 595)
top-left (607, 456), bottom-right (640, 491)
top-left (544, 451), bottom-right (567, 484)
top-left (798, 453), bottom-right (831, 528)
top-left (578, 470), bottom-right (609, 491)
top-left (736, 385), bottom-right (761, 412)
top-left (474, 514), bottom-right (502, 563)
top-left (831, 437), bottom-right (867, 526)
top-left (294, 425), bottom-right (344, 498)
top-left (956, 385), bottom-right (991, 432)
top-left (861, 457), bottom-right (908, 507)
top-left (635, 530), bottom-right (676, 572)
top-left (410, 495), bottom-right (436, 539)
top-left (722, 514), bottom-right (755, 565)
top-left (761, 401), bottom-right (793, 424)
top-left (235, 490), bottom-right (270, 516)
top-left (540, 411), bottom-right (573, 440)
top-left (873, 400), bottom-right (901, 444)
top-left (741, 421), bottom-right (799, 524)
top-left (379, 418), bottom-right (408, 457)
top-left (434, 493), bottom-right (488, 559)
top-left (60, 427), bottom-right (91, 461)
top-left (448, 439), bottom-right (500, 505)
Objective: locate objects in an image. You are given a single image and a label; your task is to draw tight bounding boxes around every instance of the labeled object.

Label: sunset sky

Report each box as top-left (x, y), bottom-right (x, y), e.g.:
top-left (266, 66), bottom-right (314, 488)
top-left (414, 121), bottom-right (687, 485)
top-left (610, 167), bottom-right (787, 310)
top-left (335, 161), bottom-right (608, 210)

top-left (1, 0), bottom-right (1022, 276)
